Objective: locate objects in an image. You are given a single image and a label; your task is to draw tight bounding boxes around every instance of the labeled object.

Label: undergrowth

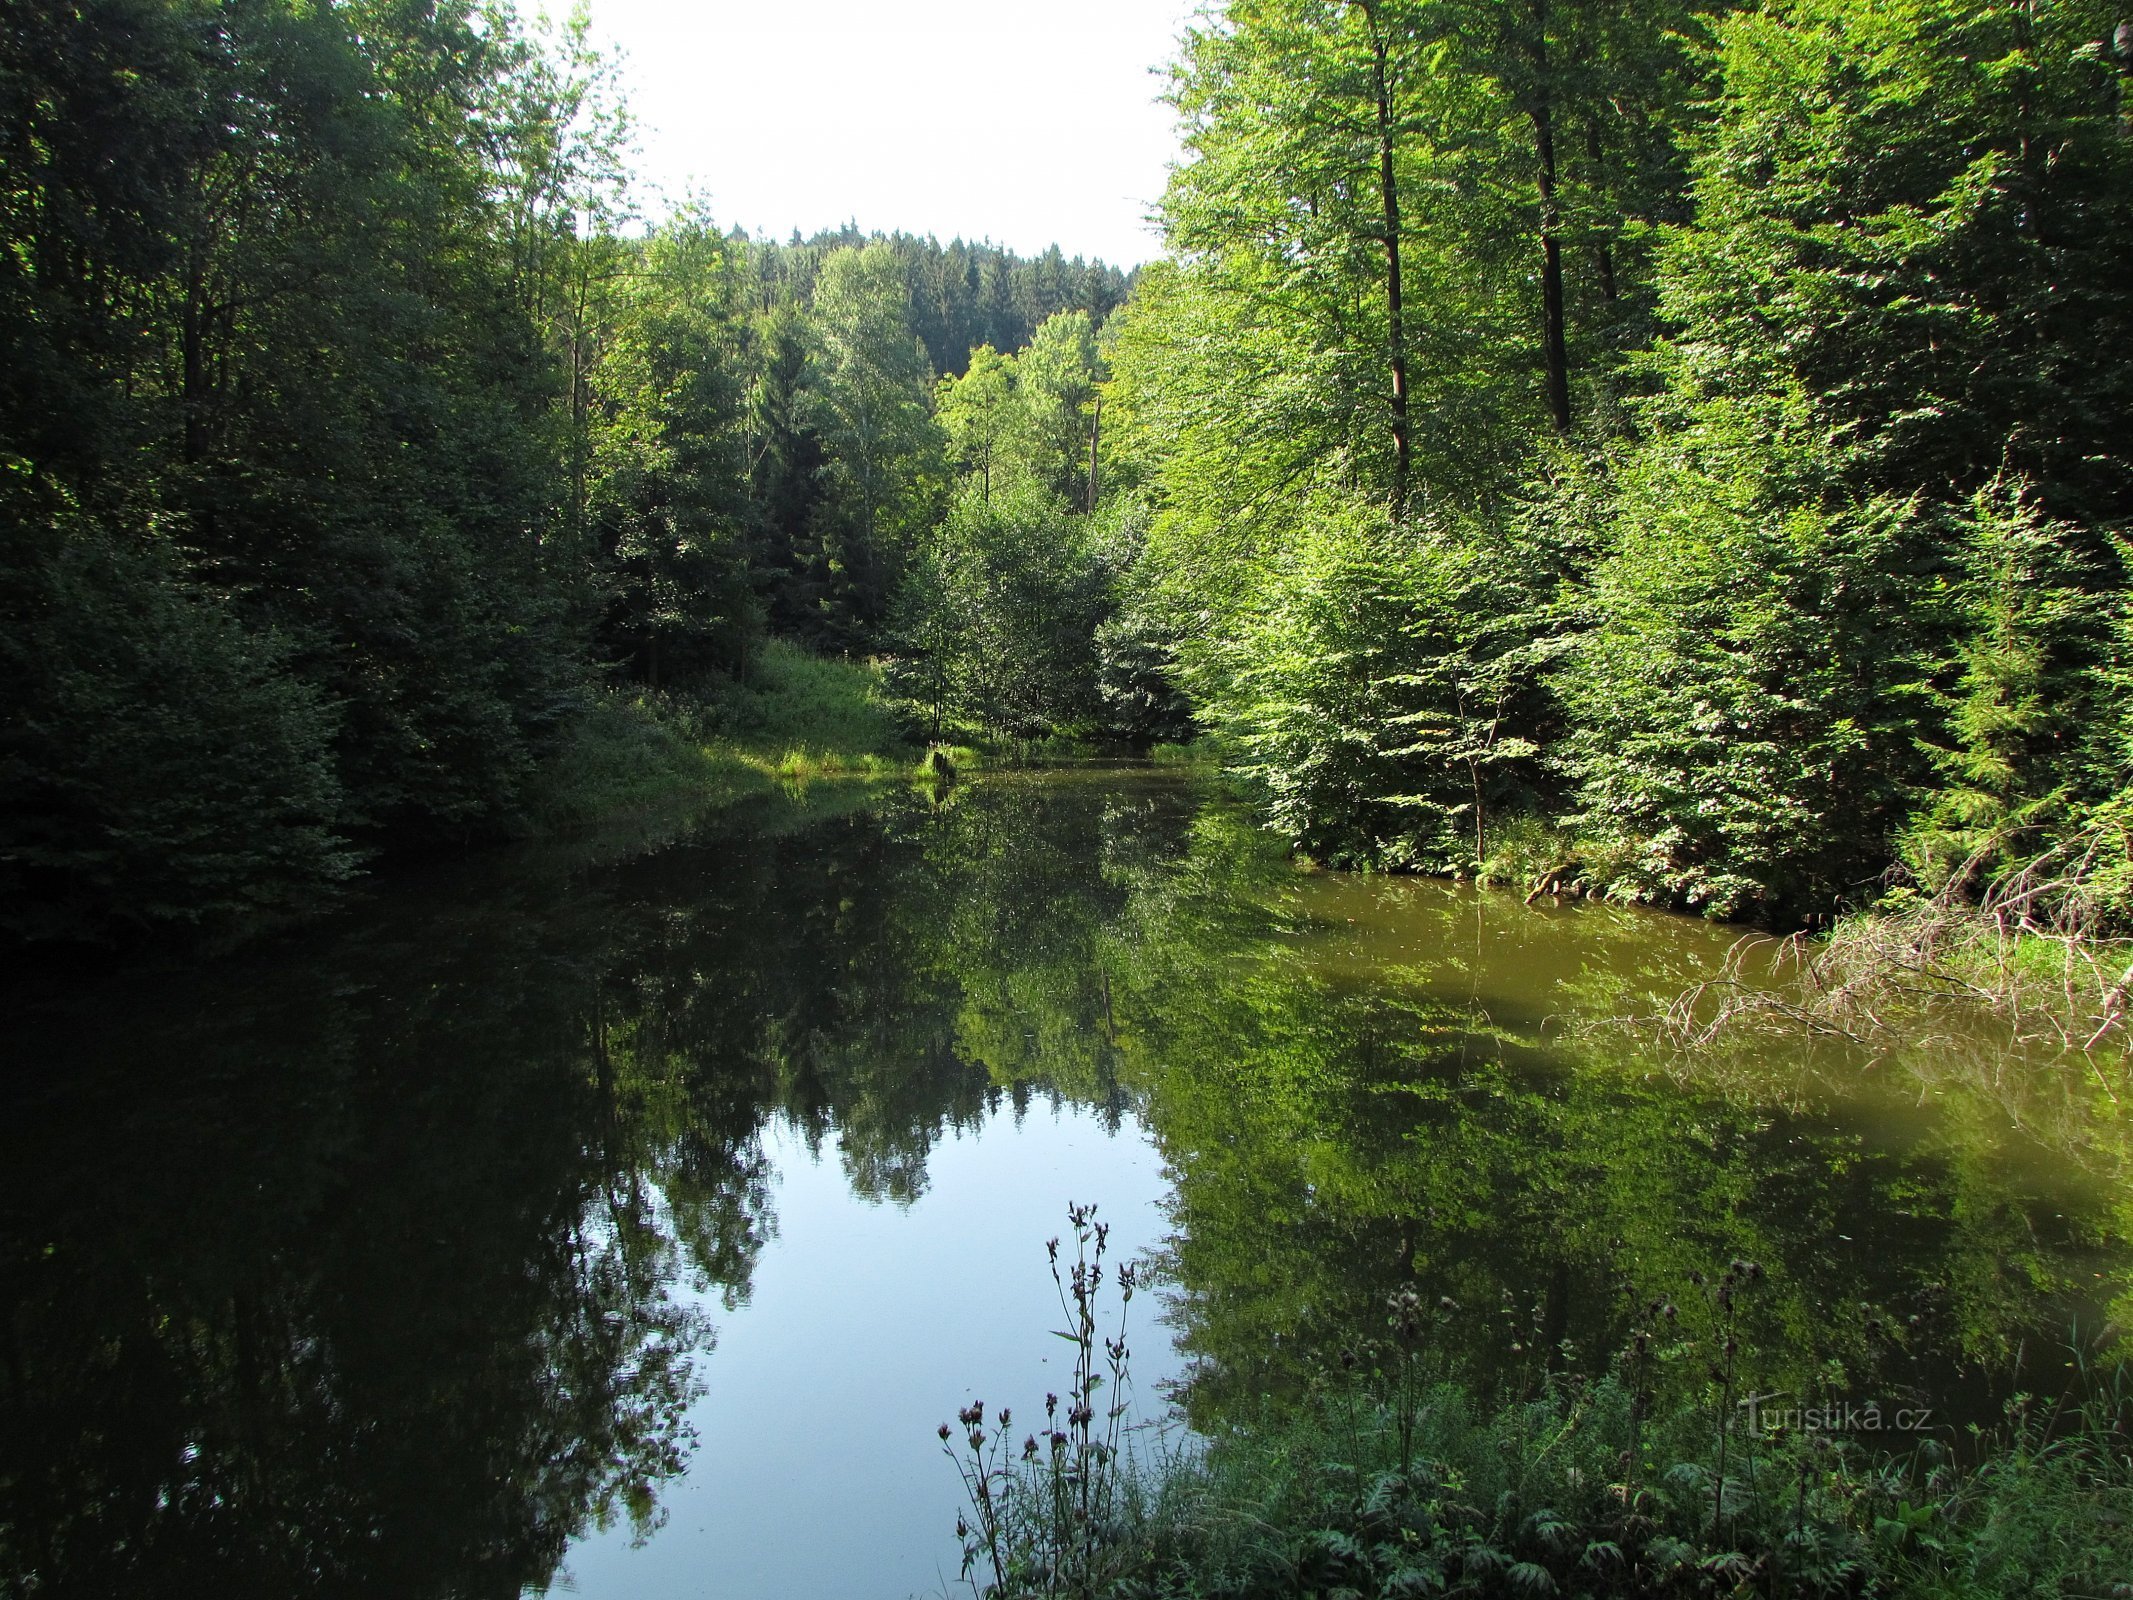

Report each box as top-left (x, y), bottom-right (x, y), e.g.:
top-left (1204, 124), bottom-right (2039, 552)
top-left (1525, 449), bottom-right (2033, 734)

top-left (1636, 824), bottom-right (2133, 1076)
top-left (942, 1229), bottom-right (2133, 1599)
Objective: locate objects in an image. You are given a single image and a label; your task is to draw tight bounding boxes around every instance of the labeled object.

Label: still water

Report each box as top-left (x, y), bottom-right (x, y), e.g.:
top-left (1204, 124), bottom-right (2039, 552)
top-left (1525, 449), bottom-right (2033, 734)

top-left (4, 768), bottom-right (2128, 1598)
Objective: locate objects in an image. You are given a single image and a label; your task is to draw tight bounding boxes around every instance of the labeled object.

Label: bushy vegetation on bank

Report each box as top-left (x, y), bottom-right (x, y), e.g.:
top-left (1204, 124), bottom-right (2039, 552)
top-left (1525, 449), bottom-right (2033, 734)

top-left (975, 1367), bottom-right (2133, 1600)
top-left (520, 643), bottom-right (917, 830)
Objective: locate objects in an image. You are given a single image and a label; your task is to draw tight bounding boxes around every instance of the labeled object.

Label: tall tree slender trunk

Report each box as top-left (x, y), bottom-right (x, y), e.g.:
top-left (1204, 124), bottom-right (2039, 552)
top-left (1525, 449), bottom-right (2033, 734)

top-left (1087, 391), bottom-right (1101, 513)
top-left (1362, 4), bottom-right (1412, 508)
top-left (1584, 119), bottom-right (1619, 304)
top-left (1528, 0), bottom-right (1573, 433)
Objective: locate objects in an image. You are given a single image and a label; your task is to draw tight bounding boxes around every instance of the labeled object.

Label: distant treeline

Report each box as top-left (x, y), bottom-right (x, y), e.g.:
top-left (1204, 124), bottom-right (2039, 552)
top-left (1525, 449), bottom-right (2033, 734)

top-left (743, 226), bottom-right (1131, 380)
top-left (0, 1), bottom-right (1131, 942)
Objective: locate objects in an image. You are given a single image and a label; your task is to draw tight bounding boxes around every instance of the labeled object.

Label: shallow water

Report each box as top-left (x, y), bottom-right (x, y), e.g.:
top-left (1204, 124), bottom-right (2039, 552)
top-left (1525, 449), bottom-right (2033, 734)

top-left (3, 768), bottom-right (2126, 1598)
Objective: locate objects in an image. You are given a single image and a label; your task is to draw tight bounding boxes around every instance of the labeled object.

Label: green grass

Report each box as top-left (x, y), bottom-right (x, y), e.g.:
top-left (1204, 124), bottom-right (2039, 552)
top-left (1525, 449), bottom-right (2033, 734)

top-left (1148, 739), bottom-right (1220, 766)
top-left (523, 642), bottom-right (920, 831)
top-left (710, 640), bottom-right (911, 766)
top-left (1476, 812), bottom-right (1576, 891)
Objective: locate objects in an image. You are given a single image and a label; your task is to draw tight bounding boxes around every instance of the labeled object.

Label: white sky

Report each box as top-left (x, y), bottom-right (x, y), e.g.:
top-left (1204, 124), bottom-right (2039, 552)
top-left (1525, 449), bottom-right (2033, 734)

top-left (541, 0), bottom-right (1197, 267)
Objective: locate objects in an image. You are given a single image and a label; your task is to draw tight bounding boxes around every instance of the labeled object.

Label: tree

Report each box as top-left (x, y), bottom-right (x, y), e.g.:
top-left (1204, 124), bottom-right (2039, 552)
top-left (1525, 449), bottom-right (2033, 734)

top-left (1900, 481), bottom-right (2103, 892)
top-left (800, 243), bottom-right (946, 645)
top-left (1004, 310), bottom-right (1103, 505)
top-left (584, 215), bottom-right (758, 686)
top-left (1556, 393), bottom-right (1930, 917)
top-left (936, 345), bottom-right (1018, 503)
top-left (893, 483), bottom-right (1106, 742)
top-left (1651, 0), bottom-right (2133, 531)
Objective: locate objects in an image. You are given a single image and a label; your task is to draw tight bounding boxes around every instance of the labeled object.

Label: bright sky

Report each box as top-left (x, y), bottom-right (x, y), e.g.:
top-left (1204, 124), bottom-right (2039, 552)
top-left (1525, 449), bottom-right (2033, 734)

top-left (543, 0), bottom-right (1197, 268)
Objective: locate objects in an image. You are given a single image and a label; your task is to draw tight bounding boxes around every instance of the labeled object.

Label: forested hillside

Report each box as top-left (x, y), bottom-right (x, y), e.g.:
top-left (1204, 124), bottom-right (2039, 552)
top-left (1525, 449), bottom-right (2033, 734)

top-left (8, 0), bottom-right (2133, 946)
top-left (0, 1), bottom-right (1130, 942)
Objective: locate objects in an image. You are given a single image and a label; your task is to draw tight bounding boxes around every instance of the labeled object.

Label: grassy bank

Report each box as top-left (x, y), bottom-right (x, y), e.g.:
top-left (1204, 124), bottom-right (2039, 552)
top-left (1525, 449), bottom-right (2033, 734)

top-left (523, 642), bottom-right (930, 831)
top-left (1044, 1372), bottom-right (2133, 1600)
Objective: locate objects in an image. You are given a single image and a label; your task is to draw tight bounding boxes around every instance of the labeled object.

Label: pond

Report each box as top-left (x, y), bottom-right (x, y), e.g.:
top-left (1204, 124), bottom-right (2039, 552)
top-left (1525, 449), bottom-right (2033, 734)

top-left (3, 767), bottom-right (2127, 1598)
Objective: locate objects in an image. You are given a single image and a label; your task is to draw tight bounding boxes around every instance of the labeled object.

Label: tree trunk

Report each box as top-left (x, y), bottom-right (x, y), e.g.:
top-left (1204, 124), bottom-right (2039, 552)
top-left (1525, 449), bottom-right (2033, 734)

top-left (1087, 391), bottom-right (1101, 513)
top-left (1471, 758), bottom-right (1486, 867)
top-left (1584, 119), bottom-right (1619, 304)
top-left (1529, 1), bottom-right (1573, 433)
top-left (1363, 6), bottom-right (1412, 508)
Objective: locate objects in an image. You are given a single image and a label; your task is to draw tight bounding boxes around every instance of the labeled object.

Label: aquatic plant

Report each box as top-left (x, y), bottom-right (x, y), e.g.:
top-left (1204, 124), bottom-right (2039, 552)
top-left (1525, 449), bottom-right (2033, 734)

top-left (1641, 844), bottom-right (2133, 1082)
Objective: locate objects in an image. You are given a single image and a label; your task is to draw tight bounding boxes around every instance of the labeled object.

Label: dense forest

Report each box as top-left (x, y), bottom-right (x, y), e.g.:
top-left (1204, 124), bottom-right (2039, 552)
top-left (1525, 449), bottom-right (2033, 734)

top-left (1114, 0), bottom-right (2133, 924)
top-left (6, 0), bottom-right (2133, 943)
top-left (0, 0), bottom-right (1133, 942)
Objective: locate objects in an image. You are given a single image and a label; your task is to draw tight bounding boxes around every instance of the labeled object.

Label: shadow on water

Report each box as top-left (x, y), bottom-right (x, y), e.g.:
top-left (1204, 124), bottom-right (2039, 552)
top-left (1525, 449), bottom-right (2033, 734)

top-left (2, 768), bottom-right (2128, 1595)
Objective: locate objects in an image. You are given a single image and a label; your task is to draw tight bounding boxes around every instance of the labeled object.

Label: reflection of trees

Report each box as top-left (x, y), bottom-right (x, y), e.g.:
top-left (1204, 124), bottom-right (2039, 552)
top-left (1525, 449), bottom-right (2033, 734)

top-left (12, 769), bottom-right (2119, 1591)
top-left (1104, 810), bottom-right (2132, 1436)
top-left (0, 937), bottom-right (709, 1599)
top-left (0, 775), bottom-right (1200, 1594)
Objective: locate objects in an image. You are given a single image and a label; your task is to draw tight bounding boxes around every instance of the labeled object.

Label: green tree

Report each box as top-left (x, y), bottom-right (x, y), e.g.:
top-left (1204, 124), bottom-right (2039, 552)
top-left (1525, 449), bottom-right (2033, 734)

top-left (1900, 481), bottom-right (2103, 892)
top-left (894, 483), bottom-right (1106, 742)
top-left (1003, 309), bottom-right (1103, 505)
top-left (800, 243), bottom-right (946, 645)
top-left (1557, 394), bottom-right (1929, 917)
top-left (585, 214), bottom-right (759, 686)
top-left (1651, 0), bottom-right (2133, 532)
top-left (936, 344), bottom-right (1018, 503)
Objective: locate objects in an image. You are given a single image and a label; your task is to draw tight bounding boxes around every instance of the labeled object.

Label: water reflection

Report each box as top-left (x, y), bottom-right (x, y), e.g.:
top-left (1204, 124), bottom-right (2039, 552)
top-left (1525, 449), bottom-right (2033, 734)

top-left (0, 775), bottom-right (1188, 1598)
top-left (1106, 808), bottom-right (2131, 1437)
top-left (2, 771), bottom-right (2127, 1598)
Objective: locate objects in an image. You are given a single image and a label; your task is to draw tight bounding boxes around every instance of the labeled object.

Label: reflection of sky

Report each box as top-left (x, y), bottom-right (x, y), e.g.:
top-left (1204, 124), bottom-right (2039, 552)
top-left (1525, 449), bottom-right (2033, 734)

top-left (550, 1102), bottom-right (1178, 1600)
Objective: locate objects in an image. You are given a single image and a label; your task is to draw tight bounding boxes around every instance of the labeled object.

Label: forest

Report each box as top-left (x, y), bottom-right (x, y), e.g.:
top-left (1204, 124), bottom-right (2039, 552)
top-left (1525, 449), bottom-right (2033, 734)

top-left (5, 0), bottom-right (2133, 945)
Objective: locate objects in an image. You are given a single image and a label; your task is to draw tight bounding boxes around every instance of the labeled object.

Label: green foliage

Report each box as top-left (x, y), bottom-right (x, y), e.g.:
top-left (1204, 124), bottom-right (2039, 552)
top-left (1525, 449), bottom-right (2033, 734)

top-left (798, 243), bottom-right (949, 644)
top-left (1116, 0), bottom-right (2133, 926)
top-left (893, 483), bottom-right (1109, 743)
top-left (993, 1364), bottom-right (2133, 1600)
top-left (1003, 310), bottom-right (1103, 504)
top-left (1095, 591), bottom-right (1198, 751)
top-left (708, 639), bottom-right (910, 761)
top-left (1174, 493), bottom-right (1556, 870)
top-left (939, 344), bottom-right (1021, 502)
top-left (937, 310), bottom-right (1106, 506)
top-left (583, 214), bottom-right (760, 687)
top-left (1656, 0), bottom-right (2133, 530)
top-left (0, 0), bottom-right (1133, 941)
top-left (1557, 394), bottom-right (1931, 918)
top-left (1900, 482), bottom-right (2106, 892)
top-left (1474, 813), bottom-right (1573, 890)
top-left (1533, 0), bottom-right (2133, 918)
top-left (0, 505), bottom-right (352, 940)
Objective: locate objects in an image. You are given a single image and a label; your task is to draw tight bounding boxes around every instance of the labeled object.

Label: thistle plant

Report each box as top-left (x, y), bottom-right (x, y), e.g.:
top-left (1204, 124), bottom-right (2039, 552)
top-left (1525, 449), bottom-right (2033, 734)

top-left (939, 1201), bottom-right (1145, 1598)
top-left (1694, 1257), bottom-right (1764, 1539)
